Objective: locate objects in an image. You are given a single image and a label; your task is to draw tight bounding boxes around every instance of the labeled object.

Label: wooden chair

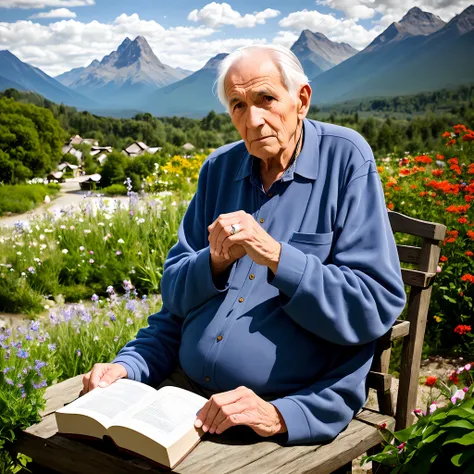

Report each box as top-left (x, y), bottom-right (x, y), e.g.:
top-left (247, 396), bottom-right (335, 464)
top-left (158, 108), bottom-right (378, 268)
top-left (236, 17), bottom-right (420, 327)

top-left (13, 211), bottom-right (446, 474)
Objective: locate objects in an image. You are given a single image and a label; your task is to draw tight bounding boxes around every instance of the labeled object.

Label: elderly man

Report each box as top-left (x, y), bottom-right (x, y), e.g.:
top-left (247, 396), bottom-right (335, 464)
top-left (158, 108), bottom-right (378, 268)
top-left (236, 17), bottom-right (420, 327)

top-left (82, 45), bottom-right (406, 444)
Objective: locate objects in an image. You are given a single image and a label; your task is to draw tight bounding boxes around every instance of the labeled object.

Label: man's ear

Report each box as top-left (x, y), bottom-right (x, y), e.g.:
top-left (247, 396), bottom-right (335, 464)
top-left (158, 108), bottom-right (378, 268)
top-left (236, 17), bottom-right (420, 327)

top-left (297, 84), bottom-right (312, 120)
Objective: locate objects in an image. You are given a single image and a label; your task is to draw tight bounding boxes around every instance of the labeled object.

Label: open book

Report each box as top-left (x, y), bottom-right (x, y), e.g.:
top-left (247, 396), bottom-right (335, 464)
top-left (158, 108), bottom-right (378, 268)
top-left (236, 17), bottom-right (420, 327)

top-left (55, 379), bottom-right (207, 469)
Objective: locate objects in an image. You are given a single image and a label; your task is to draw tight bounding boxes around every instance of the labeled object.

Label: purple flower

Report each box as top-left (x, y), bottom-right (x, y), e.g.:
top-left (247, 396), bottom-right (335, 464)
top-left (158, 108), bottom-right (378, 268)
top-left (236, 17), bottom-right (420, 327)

top-left (17, 383), bottom-right (23, 388)
top-left (29, 321), bottom-right (40, 332)
top-left (91, 294), bottom-right (99, 302)
top-left (464, 387), bottom-right (469, 393)
top-left (126, 317), bottom-right (133, 325)
top-left (33, 380), bottom-right (47, 389)
top-left (110, 313), bottom-right (116, 322)
top-left (89, 250), bottom-right (94, 255)
top-left (28, 266), bottom-right (35, 274)
top-left (48, 343), bottom-right (57, 351)
top-left (80, 311), bottom-right (92, 324)
top-left (5, 378), bottom-right (13, 386)
top-left (25, 334), bottom-right (33, 341)
top-left (76, 350), bottom-right (81, 357)
top-left (106, 286), bottom-right (115, 295)
top-left (2, 367), bottom-right (11, 374)
top-left (17, 349), bottom-right (29, 359)
top-left (63, 307), bottom-right (73, 322)
top-left (116, 251), bottom-right (122, 255)
top-left (126, 300), bottom-right (136, 312)
top-left (49, 313), bottom-right (59, 325)
top-left (34, 360), bottom-right (47, 370)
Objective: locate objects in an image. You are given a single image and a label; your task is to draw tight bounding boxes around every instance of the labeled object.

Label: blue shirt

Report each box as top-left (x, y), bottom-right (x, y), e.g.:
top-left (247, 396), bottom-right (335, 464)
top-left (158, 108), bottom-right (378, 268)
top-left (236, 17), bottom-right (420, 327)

top-left (112, 119), bottom-right (406, 444)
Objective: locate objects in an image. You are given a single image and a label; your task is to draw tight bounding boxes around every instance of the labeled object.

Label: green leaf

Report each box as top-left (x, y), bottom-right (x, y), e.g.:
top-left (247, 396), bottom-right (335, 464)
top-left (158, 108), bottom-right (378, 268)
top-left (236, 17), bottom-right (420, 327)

top-left (442, 419), bottom-right (474, 430)
top-left (423, 430), bottom-right (446, 444)
top-left (451, 449), bottom-right (474, 467)
top-left (443, 431), bottom-right (474, 446)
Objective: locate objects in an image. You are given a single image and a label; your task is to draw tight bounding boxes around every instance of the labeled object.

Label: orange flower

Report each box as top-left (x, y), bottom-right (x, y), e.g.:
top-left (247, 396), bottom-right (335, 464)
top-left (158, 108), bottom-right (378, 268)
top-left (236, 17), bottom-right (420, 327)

top-left (450, 165), bottom-right (461, 175)
top-left (436, 154), bottom-right (445, 160)
top-left (465, 251), bottom-right (473, 257)
top-left (462, 132), bottom-right (474, 142)
top-left (454, 124), bottom-right (467, 134)
top-left (447, 139), bottom-right (456, 146)
top-left (442, 131), bottom-right (451, 138)
top-left (459, 292), bottom-right (464, 298)
top-left (387, 202), bottom-right (394, 210)
top-left (420, 191), bottom-right (428, 197)
top-left (377, 166), bottom-right (384, 173)
top-left (393, 186), bottom-right (402, 191)
top-left (459, 217), bottom-right (469, 224)
top-left (448, 158), bottom-right (459, 165)
top-left (415, 155), bottom-right (432, 164)
top-left (461, 274), bottom-right (474, 284)
top-left (440, 256), bottom-right (448, 262)
top-left (446, 204), bottom-right (470, 214)
top-left (431, 192), bottom-right (437, 197)
top-left (399, 168), bottom-right (411, 176)
top-left (465, 195), bottom-right (474, 203)
top-left (436, 200), bottom-right (442, 205)
top-left (454, 325), bottom-right (471, 335)
top-left (410, 184), bottom-right (417, 189)
top-left (425, 376), bottom-right (437, 387)
top-left (432, 169), bottom-right (444, 177)
top-left (467, 230), bottom-right (474, 241)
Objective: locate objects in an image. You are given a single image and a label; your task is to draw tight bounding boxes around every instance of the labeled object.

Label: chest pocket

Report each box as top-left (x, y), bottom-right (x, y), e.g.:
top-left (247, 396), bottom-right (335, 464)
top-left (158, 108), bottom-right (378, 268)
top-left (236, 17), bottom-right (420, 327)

top-left (288, 231), bottom-right (334, 263)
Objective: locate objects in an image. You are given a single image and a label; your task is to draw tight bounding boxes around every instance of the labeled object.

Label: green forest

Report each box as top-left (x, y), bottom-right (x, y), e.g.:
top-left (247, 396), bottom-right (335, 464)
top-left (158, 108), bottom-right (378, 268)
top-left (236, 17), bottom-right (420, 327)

top-left (1, 84), bottom-right (473, 186)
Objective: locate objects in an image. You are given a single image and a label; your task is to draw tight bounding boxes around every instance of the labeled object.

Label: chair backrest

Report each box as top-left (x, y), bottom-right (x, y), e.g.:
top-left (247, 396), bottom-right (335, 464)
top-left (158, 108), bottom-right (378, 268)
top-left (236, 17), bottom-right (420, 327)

top-left (366, 211), bottom-right (447, 431)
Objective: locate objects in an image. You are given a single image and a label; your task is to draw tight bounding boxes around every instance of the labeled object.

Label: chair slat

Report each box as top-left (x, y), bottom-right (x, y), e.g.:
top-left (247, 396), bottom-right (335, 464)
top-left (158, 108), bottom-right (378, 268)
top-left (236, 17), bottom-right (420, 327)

top-left (396, 245), bottom-right (421, 264)
top-left (366, 372), bottom-right (392, 392)
top-left (401, 268), bottom-right (436, 288)
top-left (388, 211), bottom-right (446, 240)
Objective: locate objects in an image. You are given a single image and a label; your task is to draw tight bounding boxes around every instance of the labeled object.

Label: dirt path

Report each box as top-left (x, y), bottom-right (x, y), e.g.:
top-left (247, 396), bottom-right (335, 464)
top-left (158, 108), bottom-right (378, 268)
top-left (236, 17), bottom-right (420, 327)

top-left (0, 178), bottom-right (129, 227)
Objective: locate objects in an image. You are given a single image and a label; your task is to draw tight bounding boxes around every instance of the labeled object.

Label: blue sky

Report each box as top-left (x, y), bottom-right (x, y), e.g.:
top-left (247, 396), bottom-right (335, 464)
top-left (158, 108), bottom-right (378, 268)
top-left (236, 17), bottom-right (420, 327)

top-left (0, 0), bottom-right (471, 76)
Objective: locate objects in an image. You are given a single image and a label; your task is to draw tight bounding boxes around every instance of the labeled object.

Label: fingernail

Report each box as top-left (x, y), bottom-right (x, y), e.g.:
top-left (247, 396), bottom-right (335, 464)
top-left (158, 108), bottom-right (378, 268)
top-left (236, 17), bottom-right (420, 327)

top-left (202, 425), bottom-right (208, 432)
top-left (98, 381), bottom-right (107, 387)
top-left (194, 419), bottom-right (203, 428)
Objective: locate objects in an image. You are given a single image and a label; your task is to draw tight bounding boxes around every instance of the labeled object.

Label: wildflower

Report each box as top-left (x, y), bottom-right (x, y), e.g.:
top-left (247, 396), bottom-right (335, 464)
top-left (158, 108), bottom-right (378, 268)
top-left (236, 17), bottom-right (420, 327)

top-left (466, 251), bottom-right (473, 257)
top-left (106, 286), bottom-right (115, 295)
top-left (30, 320), bottom-right (40, 332)
top-left (436, 265), bottom-right (442, 273)
top-left (48, 343), bottom-right (57, 351)
top-left (91, 294), bottom-right (99, 302)
top-left (461, 274), bottom-right (474, 284)
top-left (439, 256), bottom-right (448, 262)
top-left (93, 336), bottom-right (99, 342)
top-left (379, 422), bottom-right (387, 429)
top-left (17, 349), bottom-right (29, 359)
top-left (434, 315), bottom-right (441, 323)
top-left (429, 402), bottom-right (438, 414)
top-left (110, 313), bottom-right (117, 322)
top-left (79, 246), bottom-right (85, 251)
top-left (126, 317), bottom-right (133, 325)
top-left (454, 325), bottom-right (471, 335)
top-left (397, 442), bottom-right (406, 453)
top-left (33, 380), bottom-right (47, 389)
top-left (89, 259), bottom-right (94, 264)
top-left (28, 266), bottom-right (35, 273)
top-left (5, 378), bottom-right (14, 386)
top-left (76, 350), bottom-right (81, 357)
top-left (89, 250), bottom-right (94, 255)
top-left (116, 250), bottom-right (122, 255)
top-left (412, 408), bottom-right (422, 415)
top-left (114, 336), bottom-right (119, 342)
top-left (117, 238), bottom-right (125, 244)
top-left (451, 389), bottom-right (466, 404)
top-left (84, 229), bottom-right (91, 234)
top-left (62, 249), bottom-right (68, 254)
top-left (425, 376), bottom-right (437, 387)
top-left (17, 251), bottom-right (22, 256)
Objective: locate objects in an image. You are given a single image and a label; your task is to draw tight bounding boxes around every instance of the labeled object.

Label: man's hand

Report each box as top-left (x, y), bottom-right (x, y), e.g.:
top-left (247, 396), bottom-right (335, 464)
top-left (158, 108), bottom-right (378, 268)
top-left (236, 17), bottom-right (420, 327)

top-left (208, 211), bottom-right (281, 274)
top-left (194, 386), bottom-right (287, 437)
top-left (81, 363), bottom-right (128, 394)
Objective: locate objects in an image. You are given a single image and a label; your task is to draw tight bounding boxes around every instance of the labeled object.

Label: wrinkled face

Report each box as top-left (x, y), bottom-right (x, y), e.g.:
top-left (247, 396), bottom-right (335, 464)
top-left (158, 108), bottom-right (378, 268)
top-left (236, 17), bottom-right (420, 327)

top-left (224, 53), bottom-right (300, 160)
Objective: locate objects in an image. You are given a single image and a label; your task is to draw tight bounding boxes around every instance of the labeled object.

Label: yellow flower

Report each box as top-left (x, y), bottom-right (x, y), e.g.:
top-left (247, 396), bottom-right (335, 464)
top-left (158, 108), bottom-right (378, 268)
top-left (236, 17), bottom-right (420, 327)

top-left (433, 315), bottom-right (442, 323)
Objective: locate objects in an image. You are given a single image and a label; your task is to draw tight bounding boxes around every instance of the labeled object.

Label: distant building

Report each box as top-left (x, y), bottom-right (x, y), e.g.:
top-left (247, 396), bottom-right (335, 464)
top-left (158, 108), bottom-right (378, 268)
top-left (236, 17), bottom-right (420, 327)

top-left (69, 135), bottom-right (83, 146)
top-left (122, 142), bottom-right (161, 157)
top-left (182, 142), bottom-right (195, 151)
top-left (57, 162), bottom-right (79, 177)
top-left (79, 174), bottom-right (101, 190)
top-left (47, 171), bottom-right (65, 183)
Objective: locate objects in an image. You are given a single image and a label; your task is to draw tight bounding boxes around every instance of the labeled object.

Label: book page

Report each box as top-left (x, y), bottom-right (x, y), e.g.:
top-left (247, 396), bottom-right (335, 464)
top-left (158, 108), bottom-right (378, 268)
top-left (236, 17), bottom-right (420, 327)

top-left (57, 379), bottom-right (157, 428)
top-left (114, 386), bottom-right (207, 447)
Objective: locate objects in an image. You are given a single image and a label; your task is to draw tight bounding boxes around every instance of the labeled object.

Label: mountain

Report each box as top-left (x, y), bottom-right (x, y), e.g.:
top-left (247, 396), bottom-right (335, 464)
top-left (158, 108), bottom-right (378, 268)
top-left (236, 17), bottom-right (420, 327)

top-left (308, 7), bottom-right (450, 104)
top-left (341, 5), bottom-right (474, 101)
top-left (0, 50), bottom-right (96, 108)
top-left (291, 30), bottom-right (357, 78)
top-left (142, 53), bottom-right (228, 118)
top-left (55, 36), bottom-right (190, 107)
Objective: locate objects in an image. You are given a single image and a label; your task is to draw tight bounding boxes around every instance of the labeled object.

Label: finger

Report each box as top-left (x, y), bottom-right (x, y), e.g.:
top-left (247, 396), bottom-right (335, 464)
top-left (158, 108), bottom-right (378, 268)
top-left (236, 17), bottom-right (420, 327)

top-left (209, 217), bottom-right (235, 256)
top-left (88, 366), bottom-right (104, 391)
top-left (221, 232), bottom-right (247, 258)
top-left (208, 211), bottom-right (245, 233)
top-left (194, 400), bottom-right (212, 429)
top-left (216, 413), bottom-right (248, 435)
top-left (196, 390), bottom-right (242, 432)
top-left (216, 223), bottom-right (243, 259)
top-left (98, 366), bottom-right (124, 388)
top-left (209, 401), bottom-right (247, 434)
top-left (82, 371), bottom-right (91, 393)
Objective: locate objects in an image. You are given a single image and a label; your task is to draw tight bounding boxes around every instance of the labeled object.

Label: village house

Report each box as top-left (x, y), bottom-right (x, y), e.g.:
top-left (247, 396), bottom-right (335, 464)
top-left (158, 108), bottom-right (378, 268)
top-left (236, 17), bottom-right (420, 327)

top-left (122, 141), bottom-right (162, 157)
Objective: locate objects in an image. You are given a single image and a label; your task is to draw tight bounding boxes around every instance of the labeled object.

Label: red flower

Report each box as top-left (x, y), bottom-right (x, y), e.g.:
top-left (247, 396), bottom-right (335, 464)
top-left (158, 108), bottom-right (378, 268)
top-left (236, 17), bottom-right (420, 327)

top-left (454, 325), bottom-right (472, 335)
top-left (440, 256), bottom-right (448, 262)
top-left (448, 157), bottom-right (459, 165)
top-left (459, 217), bottom-right (469, 224)
top-left (436, 154), bottom-right (445, 160)
top-left (447, 139), bottom-right (457, 146)
top-left (387, 202), bottom-right (394, 210)
top-left (410, 184), bottom-right (418, 189)
top-left (468, 230), bottom-right (474, 241)
top-left (461, 274), bottom-right (474, 284)
top-left (465, 251), bottom-right (473, 257)
top-left (459, 291), bottom-right (464, 298)
top-left (425, 376), bottom-right (437, 387)
top-left (442, 131), bottom-right (451, 138)
top-left (379, 422), bottom-right (387, 430)
top-left (432, 169), bottom-right (444, 177)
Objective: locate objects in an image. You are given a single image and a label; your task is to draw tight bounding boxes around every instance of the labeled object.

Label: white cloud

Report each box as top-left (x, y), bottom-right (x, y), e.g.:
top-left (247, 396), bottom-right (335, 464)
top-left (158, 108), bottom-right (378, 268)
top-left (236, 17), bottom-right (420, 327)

top-left (279, 9), bottom-right (383, 50)
top-left (272, 30), bottom-right (299, 49)
top-left (317, 0), bottom-right (473, 24)
top-left (188, 2), bottom-right (280, 28)
top-left (0, 0), bottom-right (93, 7)
top-left (29, 8), bottom-right (76, 18)
top-left (0, 13), bottom-right (268, 76)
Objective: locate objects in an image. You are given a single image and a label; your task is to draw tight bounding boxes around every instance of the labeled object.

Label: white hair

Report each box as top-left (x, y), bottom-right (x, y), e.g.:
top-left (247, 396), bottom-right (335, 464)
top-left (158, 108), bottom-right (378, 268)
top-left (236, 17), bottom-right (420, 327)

top-left (215, 44), bottom-right (309, 112)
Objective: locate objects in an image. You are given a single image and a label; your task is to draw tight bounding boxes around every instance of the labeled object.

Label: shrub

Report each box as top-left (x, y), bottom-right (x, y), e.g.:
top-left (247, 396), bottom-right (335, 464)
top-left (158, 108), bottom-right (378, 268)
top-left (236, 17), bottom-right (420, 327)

top-left (101, 184), bottom-right (127, 196)
top-left (0, 183), bottom-right (60, 216)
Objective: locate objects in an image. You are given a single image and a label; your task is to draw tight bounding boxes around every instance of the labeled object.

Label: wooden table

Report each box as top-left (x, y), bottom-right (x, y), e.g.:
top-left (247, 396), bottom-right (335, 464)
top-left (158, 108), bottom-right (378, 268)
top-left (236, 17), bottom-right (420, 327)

top-left (13, 375), bottom-right (394, 474)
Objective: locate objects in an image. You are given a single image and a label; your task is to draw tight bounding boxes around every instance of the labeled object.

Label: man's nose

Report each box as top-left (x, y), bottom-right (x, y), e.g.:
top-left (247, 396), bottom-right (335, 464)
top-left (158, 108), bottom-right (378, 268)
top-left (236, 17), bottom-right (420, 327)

top-left (246, 105), bottom-right (265, 129)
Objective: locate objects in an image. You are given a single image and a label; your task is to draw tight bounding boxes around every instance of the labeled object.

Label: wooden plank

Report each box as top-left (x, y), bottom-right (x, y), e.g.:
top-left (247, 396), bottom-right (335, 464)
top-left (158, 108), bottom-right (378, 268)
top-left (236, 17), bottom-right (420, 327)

top-left (390, 320), bottom-right (410, 340)
top-left (41, 375), bottom-right (83, 417)
top-left (396, 238), bottom-right (441, 431)
top-left (396, 245), bottom-right (421, 264)
top-left (388, 211), bottom-right (446, 241)
top-left (232, 411), bottom-right (394, 474)
top-left (401, 268), bottom-right (436, 288)
top-left (366, 372), bottom-right (392, 392)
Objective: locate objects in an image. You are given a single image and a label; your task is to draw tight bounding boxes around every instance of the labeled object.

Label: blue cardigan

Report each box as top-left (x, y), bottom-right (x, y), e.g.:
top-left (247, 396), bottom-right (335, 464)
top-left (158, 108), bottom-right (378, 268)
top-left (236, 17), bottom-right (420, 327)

top-left (113, 118), bottom-right (406, 444)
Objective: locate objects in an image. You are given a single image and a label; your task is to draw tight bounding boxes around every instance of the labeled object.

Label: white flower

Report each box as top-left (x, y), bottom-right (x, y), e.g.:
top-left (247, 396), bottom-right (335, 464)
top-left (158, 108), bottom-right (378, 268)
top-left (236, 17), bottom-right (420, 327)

top-left (93, 336), bottom-right (99, 342)
top-left (98, 222), bottom-right (105, 226)
top-left (60, 225), bottom-right (66, 229)
top-left (117, 238), bottom-right (124, 244)
top-left (429, 403), bottom-right (438, 414)
top-left (79, 246), bottom-right (85, 251)
top-left (40, 244), bottom-right (47, 251)
top-left (16, 251), bottom-right (22, 255)
top-left (39, 234), bottom-right (45, 240)
top-left (104, 214), bottom-right (112, 220)
top-left (84, 229), bottom-right (91, 234)
top-left (79, 218), bottom-right (84, 223)
top-left (44, 195), bottom-right (50, 204)
top-left (70, 226), bottom-right (75, 230)
top-left (62, 249), bottom-right (68, 254)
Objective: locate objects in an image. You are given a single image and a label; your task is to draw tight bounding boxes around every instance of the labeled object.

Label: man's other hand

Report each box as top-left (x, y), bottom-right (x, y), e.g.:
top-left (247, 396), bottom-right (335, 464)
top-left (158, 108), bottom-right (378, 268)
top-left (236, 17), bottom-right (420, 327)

top-left (81, 363), bottom-right (128, 394)
top-left (194, 386), bottom-right (287, 437)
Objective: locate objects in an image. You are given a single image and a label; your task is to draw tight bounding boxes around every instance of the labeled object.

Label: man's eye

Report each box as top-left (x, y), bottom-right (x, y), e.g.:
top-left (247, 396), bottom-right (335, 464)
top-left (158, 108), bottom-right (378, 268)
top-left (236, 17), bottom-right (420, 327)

top-left (263, 96), bottom-right (275, 103)
top-left (233, 102), bottom-right (244, 111)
